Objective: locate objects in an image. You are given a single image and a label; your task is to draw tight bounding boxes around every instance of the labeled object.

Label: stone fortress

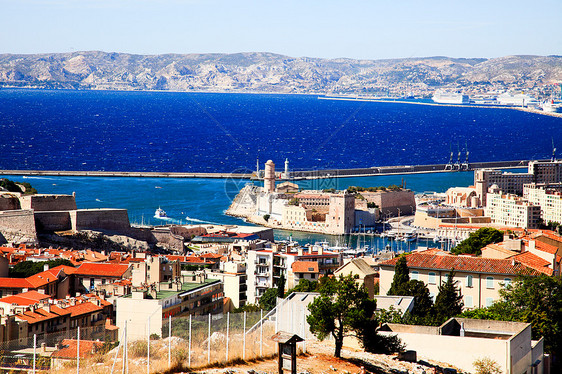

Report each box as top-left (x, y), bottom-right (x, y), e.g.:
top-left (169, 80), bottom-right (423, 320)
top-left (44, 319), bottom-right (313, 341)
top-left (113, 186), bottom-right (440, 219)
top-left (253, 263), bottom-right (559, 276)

top-left (0, 190), bottom-right (133, 245)
top-left (227, 159), bottom-right (415, 235)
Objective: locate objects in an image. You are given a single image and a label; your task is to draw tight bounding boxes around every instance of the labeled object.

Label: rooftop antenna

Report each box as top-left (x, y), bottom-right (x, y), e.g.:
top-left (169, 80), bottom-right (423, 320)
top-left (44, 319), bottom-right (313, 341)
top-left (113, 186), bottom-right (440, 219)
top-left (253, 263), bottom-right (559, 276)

top-left (552, 138), bottom-right (557, 162)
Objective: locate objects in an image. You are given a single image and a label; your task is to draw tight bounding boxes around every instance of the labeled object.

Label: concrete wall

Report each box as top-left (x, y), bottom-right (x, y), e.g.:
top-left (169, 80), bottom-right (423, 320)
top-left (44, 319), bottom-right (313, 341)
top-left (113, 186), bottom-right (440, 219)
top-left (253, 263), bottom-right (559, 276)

top-left (19, 194), bottom-right (77, 211)
top-left (379, 330), bottom-right (509, 373)
top-left (34, 211), bottom-right (72, 232)
top-left (0, 195), bottom-right (20, 211)
top-left (0, 209), bottom-right (37, 239)
top-left (71, 209), bottom-right (131, 233)
top-left (116, 297), bottom-right (162, 340)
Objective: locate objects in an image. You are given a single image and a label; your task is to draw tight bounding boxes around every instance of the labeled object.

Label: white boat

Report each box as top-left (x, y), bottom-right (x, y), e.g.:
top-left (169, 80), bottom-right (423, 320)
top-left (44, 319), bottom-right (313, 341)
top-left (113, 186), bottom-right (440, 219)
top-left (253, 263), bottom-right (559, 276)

top-left (432, 91), bottom-right (470, 104)
top-left (154, 207), bottom-right (167, 218)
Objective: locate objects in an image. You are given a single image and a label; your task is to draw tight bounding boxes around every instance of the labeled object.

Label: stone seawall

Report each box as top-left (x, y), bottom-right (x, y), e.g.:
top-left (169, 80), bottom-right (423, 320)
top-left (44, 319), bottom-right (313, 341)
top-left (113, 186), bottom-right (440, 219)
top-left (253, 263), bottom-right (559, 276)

top-left (34, 211), bottom-right (72, 232)
top-left (0, 209), bottom-right (37, 243)
top-left (71, 209), bottom-right (131, 233)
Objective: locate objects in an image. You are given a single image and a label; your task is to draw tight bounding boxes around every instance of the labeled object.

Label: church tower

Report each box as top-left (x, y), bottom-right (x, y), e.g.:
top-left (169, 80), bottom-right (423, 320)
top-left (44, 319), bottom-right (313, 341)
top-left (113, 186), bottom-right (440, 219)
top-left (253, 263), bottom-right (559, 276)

top-left (264, 160), bottom-right (276, 193)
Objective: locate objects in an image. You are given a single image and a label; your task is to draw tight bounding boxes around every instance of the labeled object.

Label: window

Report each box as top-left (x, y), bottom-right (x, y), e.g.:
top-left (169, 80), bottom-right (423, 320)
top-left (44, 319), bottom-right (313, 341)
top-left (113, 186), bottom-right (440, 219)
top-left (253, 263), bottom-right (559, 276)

top-left (411, 271), bottom-right (419, 280)
top-left (428, 272), bottom-right (436, 285)
top-left (466, 275), bottom-right (473, 288)
top-left (486, 277), bottom-right (494, 289)
top-left (503, 278), bottom-right (512, 287)
top-left (465, 295), bottom-right (473, 308)
top-left (485, 297), bottom-right (494, 307)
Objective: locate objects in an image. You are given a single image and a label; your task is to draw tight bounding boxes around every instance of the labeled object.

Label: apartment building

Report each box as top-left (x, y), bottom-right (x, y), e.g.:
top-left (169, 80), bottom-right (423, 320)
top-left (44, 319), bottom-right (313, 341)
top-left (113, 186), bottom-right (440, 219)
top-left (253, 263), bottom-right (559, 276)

top-left (485, 192), bottom-right (541, 229)
top-left (524, 182), bottom-right (562, 225)
top-left (379, 250), bottom-right (542, 309)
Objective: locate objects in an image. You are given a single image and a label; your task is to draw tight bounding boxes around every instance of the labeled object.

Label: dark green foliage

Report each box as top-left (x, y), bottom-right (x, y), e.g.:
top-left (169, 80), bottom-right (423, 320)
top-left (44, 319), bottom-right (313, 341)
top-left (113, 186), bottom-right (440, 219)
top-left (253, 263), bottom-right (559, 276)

top-left (181, 264), bottom-right (211, 271)
top-left (366, 202), bottom-right (378, 209)
top-left (404, 280), bottom-right (434, 320)
top-left (263, 214), bottom-right (270, 222)
top-left (9, 259), bottom-right (75, 278)
top-left (451, 227), bottom-right (503, 255)
top-left (322, 188), bottom-right (336, 193)
top-left (0, 179), bottom-right (22, 193)
top-left (277, 274), bottom-right (286, 298)
top-left (258, 288), bottom-right (278, 310)
top-left (388, 256), bottom-right (410, 295)
top-left (307, 274), bottom-right (377, 357)
top-left (233, 303), bottom-right (262, 313)
top-left (0, 179), bottom-right (37, 194)
top-left (362, 331), bottom-right (405, 355)
top-left (461, 275), bottom-right (562, 368)
top-left (285, 279), bottom-right (318, 296)
top-left (433, 270), bottom-right (464, 325)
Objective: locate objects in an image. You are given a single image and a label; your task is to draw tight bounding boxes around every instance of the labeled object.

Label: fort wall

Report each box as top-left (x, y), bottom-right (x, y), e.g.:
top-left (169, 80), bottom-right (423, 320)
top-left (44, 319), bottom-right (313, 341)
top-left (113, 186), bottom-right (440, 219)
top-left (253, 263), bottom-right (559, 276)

top-left (19, 194), bottom-right (77, 212)
top-left (34, 211), bottom-right (72, 232)
top-left (0, 195), bottom-right (20, 211)
top-left (71, 209), bottom-right (131, 233)
top-left (0, 209), bottom-right (37, 240)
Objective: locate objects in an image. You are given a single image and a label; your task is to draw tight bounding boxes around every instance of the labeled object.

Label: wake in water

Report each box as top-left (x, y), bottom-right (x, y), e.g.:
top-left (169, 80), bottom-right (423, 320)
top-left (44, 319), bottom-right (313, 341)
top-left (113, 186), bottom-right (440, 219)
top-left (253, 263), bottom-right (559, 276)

top-left (185, 216), bottom-right (214, 224)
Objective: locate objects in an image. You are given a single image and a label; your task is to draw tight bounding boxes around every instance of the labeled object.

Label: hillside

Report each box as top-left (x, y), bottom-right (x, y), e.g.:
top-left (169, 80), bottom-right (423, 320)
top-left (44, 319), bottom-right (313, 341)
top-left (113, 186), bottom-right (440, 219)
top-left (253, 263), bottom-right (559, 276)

top-left (1, 51), bottom-right (561, 93)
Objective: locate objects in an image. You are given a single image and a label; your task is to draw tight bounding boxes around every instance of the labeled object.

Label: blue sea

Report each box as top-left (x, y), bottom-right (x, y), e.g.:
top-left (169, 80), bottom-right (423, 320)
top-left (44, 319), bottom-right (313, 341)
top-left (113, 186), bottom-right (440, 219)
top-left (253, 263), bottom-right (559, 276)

top-left (0, 89), bottom-right (560, 247)
top-left (0, 89), bottom-right (560, 172)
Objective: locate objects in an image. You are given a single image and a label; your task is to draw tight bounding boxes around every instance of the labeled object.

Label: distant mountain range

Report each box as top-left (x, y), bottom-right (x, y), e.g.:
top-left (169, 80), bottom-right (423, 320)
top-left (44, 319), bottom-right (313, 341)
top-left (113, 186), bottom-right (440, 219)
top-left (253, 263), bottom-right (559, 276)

top-left (1, 51), bottom-right (561, 93)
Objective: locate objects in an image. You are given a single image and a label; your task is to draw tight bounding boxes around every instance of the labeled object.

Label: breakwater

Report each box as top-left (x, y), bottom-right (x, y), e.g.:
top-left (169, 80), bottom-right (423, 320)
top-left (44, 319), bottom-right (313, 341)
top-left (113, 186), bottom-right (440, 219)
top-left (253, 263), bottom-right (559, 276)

top-left (0, 159), bottom-right (540, 180)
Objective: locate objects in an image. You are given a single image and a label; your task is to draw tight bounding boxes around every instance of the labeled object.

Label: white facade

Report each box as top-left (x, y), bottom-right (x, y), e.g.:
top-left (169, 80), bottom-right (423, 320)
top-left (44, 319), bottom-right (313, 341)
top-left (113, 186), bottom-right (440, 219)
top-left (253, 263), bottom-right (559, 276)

top-left (524, 183), bottom-right (562, 224)
top-left (485, 192), bottom-right (541, 229)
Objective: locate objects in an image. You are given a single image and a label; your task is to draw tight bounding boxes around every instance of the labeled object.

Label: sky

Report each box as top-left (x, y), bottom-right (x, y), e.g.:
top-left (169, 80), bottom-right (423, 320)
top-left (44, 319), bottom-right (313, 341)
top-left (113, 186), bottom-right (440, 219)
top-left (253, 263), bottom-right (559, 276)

top-left (1, 0), bottom-right (561, 60)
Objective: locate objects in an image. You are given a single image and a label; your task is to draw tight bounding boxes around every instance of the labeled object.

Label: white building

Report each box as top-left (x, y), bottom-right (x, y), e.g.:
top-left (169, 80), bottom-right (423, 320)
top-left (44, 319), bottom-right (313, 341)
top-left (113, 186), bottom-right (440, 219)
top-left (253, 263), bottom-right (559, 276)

top-left (485, 192), bottom-right (541, 229)
top-left (524, 183), bottom-right (562, 224)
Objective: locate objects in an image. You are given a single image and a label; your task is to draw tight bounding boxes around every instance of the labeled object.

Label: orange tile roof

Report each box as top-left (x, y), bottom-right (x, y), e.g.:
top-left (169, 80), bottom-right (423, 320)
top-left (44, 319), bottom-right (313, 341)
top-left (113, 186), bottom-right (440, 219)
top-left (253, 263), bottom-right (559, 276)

top-left (74, 263), bottom-right (130, 278)
top-left (379, 252), bottom-right (542, 276)
top-left (532, 240), bottom-right (558, 255)
top-left (291, 261), bottom-right (319, 273)
top-left (509, 252), bottom-right (553, 275)
top-left (16, 306), bottom-right (71, 324)
top-left (26, 271), bottom-right (58, 288)
top-left (64, 302), bottom-right (103, 317)
top-left (0, 278), bottom-right (34, 289)
top-left (0, 291), bottom-right (50, 306)
top-left (51, 339), bottom-right (105, 359)
top-left (200, 253), bottom-right (223, 259)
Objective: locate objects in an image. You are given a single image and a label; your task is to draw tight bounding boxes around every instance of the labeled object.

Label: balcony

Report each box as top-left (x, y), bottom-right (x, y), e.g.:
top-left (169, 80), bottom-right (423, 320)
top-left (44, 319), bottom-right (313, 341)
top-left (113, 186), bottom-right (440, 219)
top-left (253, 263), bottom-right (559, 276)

top-left (255, 271), bottom-right (270, 278)
top-left (255, 260), bottom-right (270, 266)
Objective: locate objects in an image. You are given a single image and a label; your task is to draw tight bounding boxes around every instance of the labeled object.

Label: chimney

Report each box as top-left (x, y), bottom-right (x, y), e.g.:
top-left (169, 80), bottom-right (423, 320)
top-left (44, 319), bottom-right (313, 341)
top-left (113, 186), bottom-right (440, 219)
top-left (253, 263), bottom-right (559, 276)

top-left (298, 247), bottom-right (303, 256)
top-left (43, 263), bottom-right (49, 272)
top-left (41, 342), bottom-right (46, 353)
top-left (318, 246), bottom-right (324, 255)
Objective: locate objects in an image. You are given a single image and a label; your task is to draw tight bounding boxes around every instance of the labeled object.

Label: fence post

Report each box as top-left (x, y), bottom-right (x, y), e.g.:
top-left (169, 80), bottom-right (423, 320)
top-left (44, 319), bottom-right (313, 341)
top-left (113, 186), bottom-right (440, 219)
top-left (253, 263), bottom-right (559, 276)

top-left (242, 311), bottom-right (246, 361)
top-left (188, 315), bottom-right (192, 367)
top-left (260, 309), bottom-right (263, 357)
top-left (226, 312), bottom-right (230, 362)
top-left (168, 315), bottom-right (171, 368)
top-left (207, 313), bottom-right (211, 364)
top-left (302, 306), bottom-right (306, 353)
top-left (77, 326), bottom-right (80, 374)
top-left (147, 316), bottom-right (150, 374)
top-left (33, 334), bottom-right (36, 374)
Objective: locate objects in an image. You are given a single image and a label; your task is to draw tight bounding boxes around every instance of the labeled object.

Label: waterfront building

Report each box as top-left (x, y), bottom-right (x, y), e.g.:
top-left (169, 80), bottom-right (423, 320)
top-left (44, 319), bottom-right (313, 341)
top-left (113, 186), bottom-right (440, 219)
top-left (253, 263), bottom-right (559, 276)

top-left (523, 183), bottom-right (562, 224)
top-left (485, 192), bottom-right (541, 229)
top-left (379, 249), bottom-right (542, 309)
top-left (475, 169), bottom-right (534, 207)
top-left (264, 159), bottom-right (276, 193)
top-left (445, 186), bottom-right (479, 208)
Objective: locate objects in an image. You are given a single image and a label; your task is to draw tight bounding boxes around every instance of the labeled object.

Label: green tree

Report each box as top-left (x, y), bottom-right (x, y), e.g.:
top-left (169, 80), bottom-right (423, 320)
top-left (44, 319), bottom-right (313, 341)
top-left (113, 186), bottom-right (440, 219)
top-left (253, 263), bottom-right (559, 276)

top-left (461, 275), bottom-right (562, 370)
top-left (433, 270), bottom-right (464, 324)
top-left (258, 288), bottom-right (278, 310)
top-left (452, 227), bottom-right (503, 255)
top-left (404, 280), bottom-right (434, 322)
top-left (285, 279), bottom-right (318, 296)
top-left (307, 274), bottom-right (376, 357)
top-left (9, 259), bottom-right (75, 278)
top-left (388, 255), bottom-right (410, 295)
top-left (277, 274), bottom-right (286, 298)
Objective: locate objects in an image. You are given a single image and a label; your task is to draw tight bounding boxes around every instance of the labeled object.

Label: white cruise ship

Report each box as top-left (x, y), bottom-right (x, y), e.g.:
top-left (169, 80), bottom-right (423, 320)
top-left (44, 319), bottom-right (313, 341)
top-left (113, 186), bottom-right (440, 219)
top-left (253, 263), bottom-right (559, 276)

top-left (432, 91), bottom-right (470, 104)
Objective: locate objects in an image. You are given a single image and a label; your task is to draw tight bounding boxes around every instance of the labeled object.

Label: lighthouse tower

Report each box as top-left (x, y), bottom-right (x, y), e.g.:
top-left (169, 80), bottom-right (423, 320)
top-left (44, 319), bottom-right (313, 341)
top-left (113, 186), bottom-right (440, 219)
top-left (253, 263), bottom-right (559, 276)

top-left (284, 158), bottom-right (290, 179)
top-left (264, 160), bottom-right (276, 193)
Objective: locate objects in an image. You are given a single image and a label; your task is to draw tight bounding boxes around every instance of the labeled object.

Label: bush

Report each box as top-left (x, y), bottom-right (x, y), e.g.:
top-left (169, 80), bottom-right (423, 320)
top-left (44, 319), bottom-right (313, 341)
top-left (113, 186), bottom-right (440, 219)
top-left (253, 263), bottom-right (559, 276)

top-left (473, 357), bottom-right (502, 374)
top-left (129, 340), bottom-right (148, 357)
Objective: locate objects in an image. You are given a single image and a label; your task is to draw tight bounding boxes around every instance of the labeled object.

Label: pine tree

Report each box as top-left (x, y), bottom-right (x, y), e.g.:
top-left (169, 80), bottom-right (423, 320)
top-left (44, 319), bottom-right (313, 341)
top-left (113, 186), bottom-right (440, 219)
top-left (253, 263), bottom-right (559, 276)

top-left (388, 255), bottom-right (410, 295)
top-left (433, 269), bottom-right (464, 324)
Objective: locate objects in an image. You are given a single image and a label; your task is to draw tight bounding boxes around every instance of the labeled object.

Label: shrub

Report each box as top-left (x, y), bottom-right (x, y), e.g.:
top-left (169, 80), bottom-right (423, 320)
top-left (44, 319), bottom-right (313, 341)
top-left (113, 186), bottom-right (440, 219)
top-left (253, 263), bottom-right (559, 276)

top-left (473, 357), bottom-right (502, 374)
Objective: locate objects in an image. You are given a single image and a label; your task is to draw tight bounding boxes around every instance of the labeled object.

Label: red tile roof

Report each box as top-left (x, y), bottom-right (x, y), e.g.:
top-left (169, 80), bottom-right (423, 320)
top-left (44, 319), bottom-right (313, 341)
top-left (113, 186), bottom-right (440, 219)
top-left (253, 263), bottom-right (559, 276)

top-left (531, 240), bottom-right (558, 255)
top-left (0, 278), bottom-right (34, 289)
top-left (73, 263), bottom-right (130, 278)
top-left (509, 252), bottom-right (553, 275)
top-left (292, 261), bottom-right (319, 273)
top-left (64, 302), bottom-right (103, 317)
top-left (379, 251), bottom-right (542, 276)
top-left (0, 291), bottom-right (50, 306)
top-left (51, 339), bottom-right (105, 359)
top-left (16, 305), bottom-right (71, 324)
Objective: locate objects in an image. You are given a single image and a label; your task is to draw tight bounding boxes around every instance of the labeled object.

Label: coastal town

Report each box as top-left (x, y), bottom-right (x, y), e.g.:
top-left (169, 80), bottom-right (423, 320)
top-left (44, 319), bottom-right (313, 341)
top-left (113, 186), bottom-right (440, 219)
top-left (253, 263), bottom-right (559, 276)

top-left (0, 156), bottom-right (561, 373)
